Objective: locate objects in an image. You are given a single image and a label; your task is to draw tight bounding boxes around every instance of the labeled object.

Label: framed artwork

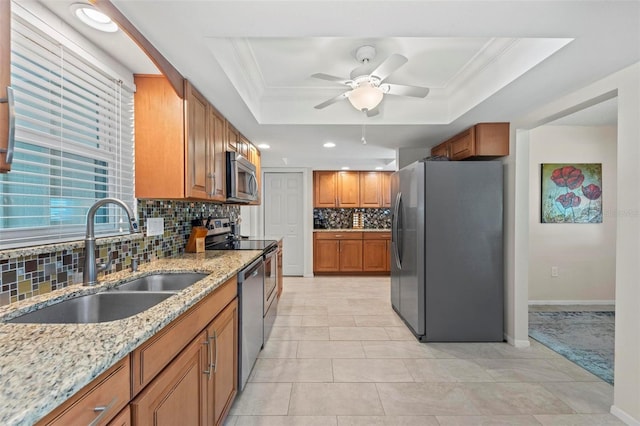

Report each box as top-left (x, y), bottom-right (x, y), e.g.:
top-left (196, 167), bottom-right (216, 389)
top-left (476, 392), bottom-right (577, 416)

top-left (541, 163), bottom-right (602, 223)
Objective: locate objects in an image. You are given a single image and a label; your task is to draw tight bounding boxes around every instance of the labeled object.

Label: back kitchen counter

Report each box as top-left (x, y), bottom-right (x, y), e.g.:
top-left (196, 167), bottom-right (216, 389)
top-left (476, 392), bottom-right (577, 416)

top-left (0, 250), bottom-right (262, 425)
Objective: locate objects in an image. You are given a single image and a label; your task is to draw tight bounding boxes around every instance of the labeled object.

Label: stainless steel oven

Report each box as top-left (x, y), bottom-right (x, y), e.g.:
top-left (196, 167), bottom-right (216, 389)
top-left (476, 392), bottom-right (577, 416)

top-left (226, 151), bottom-right (258, 203)
top-left (263, 245), bottom-right (278, 343)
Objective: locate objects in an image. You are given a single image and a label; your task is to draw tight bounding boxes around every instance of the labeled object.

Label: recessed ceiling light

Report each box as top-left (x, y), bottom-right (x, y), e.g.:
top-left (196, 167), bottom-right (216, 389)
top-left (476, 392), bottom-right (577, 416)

top-left (375, 166), bottom-right (384, 170)
top-left (323, 142), bottom-right (336, 148)
top-left (341, 166), bottom-right (350, 170)
top-left (257, 143), bottom-right (270, 149)
top-left (70, 3), bottom-right (118, 33)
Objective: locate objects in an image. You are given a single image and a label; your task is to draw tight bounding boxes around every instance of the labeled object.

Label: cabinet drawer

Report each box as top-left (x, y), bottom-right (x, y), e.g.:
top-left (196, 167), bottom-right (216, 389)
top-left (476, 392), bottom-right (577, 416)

top-left (38, 357), bottom-right (130, 426)
top-left (315, 232), bottom-right (363, 240)
top-left (131, 277), bottom-right (237, 395)
top-left (363, 232), bottom-right (391, 240)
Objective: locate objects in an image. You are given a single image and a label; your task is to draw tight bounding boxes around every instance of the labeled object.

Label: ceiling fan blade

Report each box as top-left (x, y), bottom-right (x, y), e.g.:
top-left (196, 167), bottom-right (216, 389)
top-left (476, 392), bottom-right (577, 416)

top-left (314, 91), bottom-right (350, 109)
top-left (381, 83), bottom-right (430, 98)
top-left (311, 73), bottom-right (352, 85)
top-left (370, 54), bottom-right (408, 82)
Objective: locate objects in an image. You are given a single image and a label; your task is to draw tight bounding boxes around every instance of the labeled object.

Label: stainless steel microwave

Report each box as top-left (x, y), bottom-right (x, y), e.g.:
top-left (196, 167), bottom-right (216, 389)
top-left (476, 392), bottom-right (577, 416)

top-left (226, 151), bottom-right (258, 203)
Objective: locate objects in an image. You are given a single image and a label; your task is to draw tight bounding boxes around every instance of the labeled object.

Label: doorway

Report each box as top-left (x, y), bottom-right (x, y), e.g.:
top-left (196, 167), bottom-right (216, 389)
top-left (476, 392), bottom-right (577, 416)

top-left (264, 172), bottom-right (304, 276)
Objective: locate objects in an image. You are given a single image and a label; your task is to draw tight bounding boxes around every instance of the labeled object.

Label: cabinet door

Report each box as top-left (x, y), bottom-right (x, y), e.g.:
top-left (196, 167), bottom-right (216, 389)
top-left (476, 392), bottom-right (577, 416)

top-left (186, 83), bottom-right (209, 199)
top-left (381, 172), bottom-right (392, 208)
top-left (0, 0), bottom-right (11, 172)
top-left (431, 141), bottom-right (450, 158)
top-left (208, 106), bottom-right (226, 201)
top-left (359, 172), bottom-right (382, 208)
top-left (227, 125), bottom-right (239, 152)
top-left (337, 171), bottom-right (359, 207)
top-left (449, 127), bottom-right (476, 160)
top-left (362, 239), bottom-right (387, 272)
top-left (107, 406), bottom-right (131, 426)
top-left (314, 171), bottom-right (338, 207)
top-left (339, 240), bottom-right (363, 271)
top-left (314, 239), bottom-right (340, 272)
top-left (131, 332), bottom-right (207, 426)
top-left (205, 299), bottom-right (238, 426)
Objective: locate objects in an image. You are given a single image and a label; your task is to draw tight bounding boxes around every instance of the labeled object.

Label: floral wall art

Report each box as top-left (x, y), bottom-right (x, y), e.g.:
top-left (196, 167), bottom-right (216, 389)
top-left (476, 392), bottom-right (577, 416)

top-left (541, 163), bottom-right (603, 223)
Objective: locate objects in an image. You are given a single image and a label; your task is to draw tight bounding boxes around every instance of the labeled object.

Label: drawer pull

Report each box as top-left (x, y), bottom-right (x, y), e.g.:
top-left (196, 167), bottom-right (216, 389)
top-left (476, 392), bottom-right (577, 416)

top-left (203, 331), bottom-right (213, 380)
top-left (210, 330), bottom-right (218, 373)
top-left (89, 397), bottom-right (118, 426)
top-left (334, 235), bottom-right (342, 238)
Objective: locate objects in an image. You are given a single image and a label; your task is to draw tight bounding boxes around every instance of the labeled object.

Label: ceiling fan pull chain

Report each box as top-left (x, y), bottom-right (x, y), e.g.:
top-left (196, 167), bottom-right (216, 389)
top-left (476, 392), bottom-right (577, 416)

top-left (361, 115), bottom-right (367, 145)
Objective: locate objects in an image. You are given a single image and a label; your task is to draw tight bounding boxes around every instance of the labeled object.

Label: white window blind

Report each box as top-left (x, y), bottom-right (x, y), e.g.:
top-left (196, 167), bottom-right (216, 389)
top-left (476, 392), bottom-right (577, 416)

top-left (0, 11), bottom-right (135, 249)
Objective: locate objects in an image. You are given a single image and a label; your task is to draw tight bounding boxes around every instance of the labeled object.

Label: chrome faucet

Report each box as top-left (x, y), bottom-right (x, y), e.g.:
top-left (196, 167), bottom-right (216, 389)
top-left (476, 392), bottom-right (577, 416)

top-left (83, 198), bottom-right (140, 286)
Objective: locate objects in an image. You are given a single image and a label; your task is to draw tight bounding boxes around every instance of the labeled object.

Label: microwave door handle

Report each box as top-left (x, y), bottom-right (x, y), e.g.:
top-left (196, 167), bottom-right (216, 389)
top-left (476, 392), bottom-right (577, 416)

top-left (249, 173), bottom-right (258, 198)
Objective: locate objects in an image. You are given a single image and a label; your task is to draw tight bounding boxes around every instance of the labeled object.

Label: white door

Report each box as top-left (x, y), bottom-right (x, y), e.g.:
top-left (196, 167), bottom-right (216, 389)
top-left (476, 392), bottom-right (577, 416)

top-left (264, 172), bottom-right (304, 276)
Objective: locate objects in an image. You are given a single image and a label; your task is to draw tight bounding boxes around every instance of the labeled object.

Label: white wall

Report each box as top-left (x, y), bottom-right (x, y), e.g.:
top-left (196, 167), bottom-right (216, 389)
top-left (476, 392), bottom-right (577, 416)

top-left (397, 146), bottom-right (430, 169)
top-left (509, 62), bottom-right (640, 424)
top-left (528, 126), bottom-right (617, 303)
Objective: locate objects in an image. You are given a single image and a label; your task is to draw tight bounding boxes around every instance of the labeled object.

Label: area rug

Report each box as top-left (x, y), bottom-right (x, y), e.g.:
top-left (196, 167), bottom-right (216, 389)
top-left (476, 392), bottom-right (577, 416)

top-left (528, 311), bottom-right (614, 384)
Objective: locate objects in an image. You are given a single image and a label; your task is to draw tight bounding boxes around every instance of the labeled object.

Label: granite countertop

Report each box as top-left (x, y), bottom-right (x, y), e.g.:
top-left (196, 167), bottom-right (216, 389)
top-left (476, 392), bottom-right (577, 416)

top-left (0, 250), bottom-right (262, 426)
top-left (313, 228), bottom-right (391, 232)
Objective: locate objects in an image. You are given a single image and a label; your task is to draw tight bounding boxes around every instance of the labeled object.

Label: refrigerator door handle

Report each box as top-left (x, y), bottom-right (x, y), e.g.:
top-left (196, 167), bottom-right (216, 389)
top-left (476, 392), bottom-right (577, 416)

top-left (392, 191), bottom-right (403, 269)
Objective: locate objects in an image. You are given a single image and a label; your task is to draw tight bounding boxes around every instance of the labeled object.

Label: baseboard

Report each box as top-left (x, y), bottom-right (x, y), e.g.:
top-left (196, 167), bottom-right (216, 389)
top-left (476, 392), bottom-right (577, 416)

top-left (611, 405), bottom-right (640, 425)
top-left (528, 300), bottom-right (615, 305)
top-left (504, 333), bottom-right (531, 348)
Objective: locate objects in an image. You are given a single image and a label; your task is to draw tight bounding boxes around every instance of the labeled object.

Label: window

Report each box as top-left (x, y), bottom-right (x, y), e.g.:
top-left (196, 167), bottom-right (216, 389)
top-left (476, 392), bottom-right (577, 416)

top-left (0, 7), bottom-right (135, 249)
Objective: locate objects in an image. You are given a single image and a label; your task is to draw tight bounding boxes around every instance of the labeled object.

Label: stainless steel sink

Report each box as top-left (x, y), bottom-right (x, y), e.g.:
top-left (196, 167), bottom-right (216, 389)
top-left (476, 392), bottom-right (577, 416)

top-left (6, 292), bottom-right (174, 324)
top-left (110, 272), bottom-right (208, 292)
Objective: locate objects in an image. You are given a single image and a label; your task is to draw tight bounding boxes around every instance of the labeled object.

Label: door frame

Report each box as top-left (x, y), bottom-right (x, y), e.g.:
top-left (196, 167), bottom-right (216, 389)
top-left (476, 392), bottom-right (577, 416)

top-left (259, 168), bottom-right (314, 277)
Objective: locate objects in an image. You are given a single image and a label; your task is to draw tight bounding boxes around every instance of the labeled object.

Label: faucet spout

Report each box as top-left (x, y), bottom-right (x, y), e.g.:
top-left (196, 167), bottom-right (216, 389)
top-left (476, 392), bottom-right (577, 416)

top-left (83, 198), bottom-right (139, 286)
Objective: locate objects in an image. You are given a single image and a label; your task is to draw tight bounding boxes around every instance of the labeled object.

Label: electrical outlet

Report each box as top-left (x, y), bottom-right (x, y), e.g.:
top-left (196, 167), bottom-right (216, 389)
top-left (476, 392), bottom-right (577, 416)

top-left (551, 266), bottom-right (559, 277)
top-left (147, 217), bottom-right (164, 237)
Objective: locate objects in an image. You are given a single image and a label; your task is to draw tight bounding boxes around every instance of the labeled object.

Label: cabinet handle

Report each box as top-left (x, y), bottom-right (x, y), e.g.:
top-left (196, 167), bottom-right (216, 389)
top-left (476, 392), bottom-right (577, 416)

top-left (210, 330), bottom-right (218, 373)
top-left (89, 397), bottom-right (118, 426)
top-left (206, 173), bottom-right (215, 197)
top-left (0, 86), bottom-right (15, 165)
top-left (334, 235), bottom-right (342, 238)
top-left (202, 331), bottom-right (212, 380)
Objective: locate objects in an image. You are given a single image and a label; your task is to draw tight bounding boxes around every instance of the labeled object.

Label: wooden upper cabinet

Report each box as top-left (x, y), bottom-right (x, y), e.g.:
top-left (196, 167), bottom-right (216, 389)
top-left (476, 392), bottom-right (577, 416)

top-left (381, 172), bottom-right (392, 208)
top-left (208, 106), bottom-right (226, 201)
top-left (314, 171), bottom-right (338, 207)
top-left (337, 171), bottom-right (359, 207)
top-left (359, 172), bottom-right (382, 208)
top-left (227, 125), bottom-right (239, 153)
top-left (185, 82), bottom-right (209, 199)
top-left (0, 0), bottom-right (11, 173)
top-left (432, 122), bottom-right (509, 161)
top-left (135, 75), bottom-right (230, 201)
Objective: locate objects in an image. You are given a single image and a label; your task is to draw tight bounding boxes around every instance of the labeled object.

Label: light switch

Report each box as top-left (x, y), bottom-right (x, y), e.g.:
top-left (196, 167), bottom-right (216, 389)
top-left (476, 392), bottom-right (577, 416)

top-left (147, 217), bottom-right (164, 237)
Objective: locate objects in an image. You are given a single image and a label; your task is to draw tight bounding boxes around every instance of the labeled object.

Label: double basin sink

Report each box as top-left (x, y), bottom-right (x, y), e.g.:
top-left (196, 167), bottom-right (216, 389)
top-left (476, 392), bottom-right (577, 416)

top-left (6, 273), bottom-right (208, 324)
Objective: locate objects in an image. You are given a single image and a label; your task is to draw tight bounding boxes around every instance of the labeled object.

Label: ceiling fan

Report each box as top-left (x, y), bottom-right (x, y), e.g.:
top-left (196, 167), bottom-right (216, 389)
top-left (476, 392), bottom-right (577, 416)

top-left (312, 45), bottom-right (430, 117)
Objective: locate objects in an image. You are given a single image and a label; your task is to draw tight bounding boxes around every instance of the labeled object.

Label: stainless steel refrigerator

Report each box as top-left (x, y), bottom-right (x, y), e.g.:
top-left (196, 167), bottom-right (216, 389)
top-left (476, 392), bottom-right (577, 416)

top-left (390, 160), bottom-right (503, 342)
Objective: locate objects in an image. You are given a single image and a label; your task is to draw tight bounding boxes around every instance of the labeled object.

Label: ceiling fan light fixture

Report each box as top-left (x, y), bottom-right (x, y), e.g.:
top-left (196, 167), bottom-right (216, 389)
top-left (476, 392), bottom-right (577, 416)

top-left (348, 84), bottom-right (383, 112)
top-left (70, 3), bottom-right (118, 33)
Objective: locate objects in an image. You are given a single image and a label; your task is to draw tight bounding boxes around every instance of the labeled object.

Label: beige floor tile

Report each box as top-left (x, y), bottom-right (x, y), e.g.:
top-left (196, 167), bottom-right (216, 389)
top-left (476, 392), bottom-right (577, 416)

top-left (229, 383), bottom-right (292, 415)
top-left (337, 415), bottom-right (439, 425)
top-left (234, 416), bottom-right (338, 426)
top-left (297, 341), bottom-right (365, 358)
top-left (223, 414), bottom-right (238, 425)
top-left (384, 326), bottom-right (416, 340)
top-left (250, 358), bottom-right (333, 382)
top-left (403, 359), bottom-right (494, 382)
top-left (330, 326), bottom-right (389, 340)
top-left (259, 340), bottom-right (298, 358)
top-left (544, 358), bottom-right (602, 381)
top-left (328, 315), bottom-right (357, 326)
top-left (270, 326), bottom-right (329, 340)
top-left (274, 315), bottom-right (303, 326)
top-left (462, 382), bottom-right (574, 415)
top-left (332, 358), bottom-right (414, 382)
top-left (541, 382), bottom-right (614, 413)
top-left (353, 315), bottom-right (403, 327)
top-left (305, 297), bottom-right (350, 308)
top-left (377, 382), bottom-right (481, 416)
top-left (534, 414), bottom-right (624, 425)
top-left (427, 343), bottom-right (513, 359)
top-left (473, 359), bottom-right (575, 382)
top-left (362, 340), bottom-right (440, 359)
top-left (278, 306), bottom-right (329, 316)
top-left (436, 415), bottom-right (542, 425)
top-left (494, 341), bottom-right (563, 359)
top-left (289, 383), bottom-right (384, 416)
top-left (301, 315), bottom-right (330, 326)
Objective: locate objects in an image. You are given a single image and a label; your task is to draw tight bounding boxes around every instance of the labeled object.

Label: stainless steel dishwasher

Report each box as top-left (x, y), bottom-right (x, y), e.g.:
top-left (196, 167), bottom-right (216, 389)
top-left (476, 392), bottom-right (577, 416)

top-left (237, 256), bottom-right (264, 391)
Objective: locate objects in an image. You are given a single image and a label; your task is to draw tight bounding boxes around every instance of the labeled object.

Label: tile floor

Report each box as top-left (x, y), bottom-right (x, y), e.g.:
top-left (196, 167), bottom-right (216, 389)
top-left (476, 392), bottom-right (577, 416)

top-left (226, 276), bottom-right (621, 425)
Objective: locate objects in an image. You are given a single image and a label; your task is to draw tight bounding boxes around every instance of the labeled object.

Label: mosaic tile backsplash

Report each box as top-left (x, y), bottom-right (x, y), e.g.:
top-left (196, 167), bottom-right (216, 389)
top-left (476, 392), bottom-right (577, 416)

top-left (313, 208), bottom-right (391, 230)
top-left (0, 200), bottom-right (240, 306)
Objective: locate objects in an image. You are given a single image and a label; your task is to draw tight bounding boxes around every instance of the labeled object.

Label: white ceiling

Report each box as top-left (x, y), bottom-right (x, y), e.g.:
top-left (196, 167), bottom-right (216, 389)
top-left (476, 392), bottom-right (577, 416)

top-left (39, 0), bottom-right (639, 170)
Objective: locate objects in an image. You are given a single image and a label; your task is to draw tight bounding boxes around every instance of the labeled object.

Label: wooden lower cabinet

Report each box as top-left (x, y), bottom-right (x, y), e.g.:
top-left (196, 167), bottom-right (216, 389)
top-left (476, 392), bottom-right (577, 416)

top-left (131, 333), bottom-right (206, 425)
top-left (363, 239), bottom-right (387, 272)
top-left (313, 239), bottom-right (341, 272)
top-left (314, 232), bottom-right (390, 274)
top-left (108, 406), bottom-right (131, 426)
top-left (339, 240), bottom-right (363, 271)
